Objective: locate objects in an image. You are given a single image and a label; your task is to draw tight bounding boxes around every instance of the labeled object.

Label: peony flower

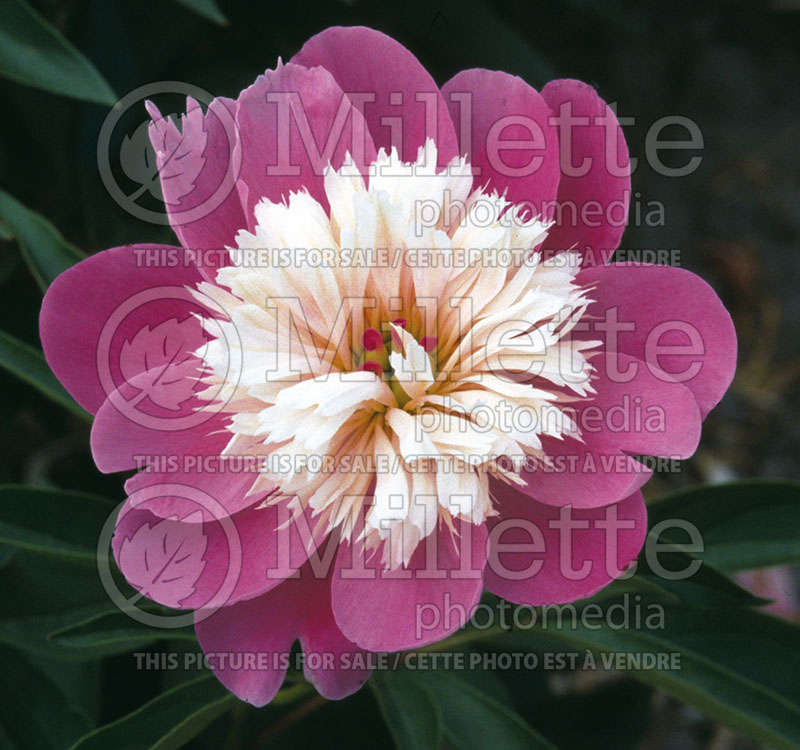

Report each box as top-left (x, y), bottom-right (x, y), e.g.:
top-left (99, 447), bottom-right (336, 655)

top-left (40, 26), bottom-right (736, 705)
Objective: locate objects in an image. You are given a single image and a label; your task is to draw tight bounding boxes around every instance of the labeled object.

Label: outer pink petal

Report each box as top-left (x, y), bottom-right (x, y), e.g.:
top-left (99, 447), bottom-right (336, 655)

top-left (441, 69), bottom-right (560, 220)
top-left (234, 60), bottom-right (377, 229)
top-left (195, 567), bottom-right (371, 706)
top-left (331, 518), bottom-right (487, 653)
top-left (114, 505), bottom-right (227, 610)
top-left (112, 500), bottom-right (318, 610)
top-left (147, 97), bottom-right (245, 276)
top-left (89, 375), bottom-right (229, 474)
top-left (194, 585), bottom-right (300, 707)
top-left (39, 244), bottom-right (204, 415)
top-left (485, 484), bottom-right (646, 605)
top-left (583, 352), bottom-right (701, 459)
top-left (540, 79), bottom-right (631, 263)
top-left (123, 443), bottom-right (269, 522)
top-left (578, 263), bottom-right (737, 418)
top-left (519, 433), bottom-right (651, 509)
top-left (292, 26), bottom-right (458, 164)
top-left (517, 352), bottom-right (699, 509)
top-left (297, 573), bottom-right (373, 700)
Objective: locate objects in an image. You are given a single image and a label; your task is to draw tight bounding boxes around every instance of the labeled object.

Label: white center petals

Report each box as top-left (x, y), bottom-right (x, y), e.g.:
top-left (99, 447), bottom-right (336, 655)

top-left (388, 324), bottom-right (435, 401)
top-left (195, 138), bottom-right (598, 568)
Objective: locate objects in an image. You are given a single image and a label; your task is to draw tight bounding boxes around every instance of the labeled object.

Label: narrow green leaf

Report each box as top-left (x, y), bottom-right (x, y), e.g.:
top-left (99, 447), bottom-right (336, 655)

top-left (505, 604), bottom-right (800, 750)
top-left (0, 602), bottom-right (128, 661)
top-left (604, 543), bottom-right (767, 609)
top-left (70, 674), bottom-right (236, 750)
top-left (0, 329), bottom-right (90, 420)
top-left (0, 552), bottom-right (146, 661)
top-left (423, 671), bottom-right (557, 749)
top-left (0, 551), bottom-right (110, 620)
top-left (0, 561), bottom-right (104, 652)
top-left (173, 0), bottom-right (229, 26)
top-left (0, 485), bottom-right (114, 562)
top-left (0, 0), bottom-right (117, 105)
top-left (0, 189), bottom-right (85, 290)
top-left (0, 645), bottom-right (92, 749)
top-left (48, 606), bottom-right (196, 657)
top-left (0, 544), bottom-right (14, 570)
top-left (371, 670), bottom-right (443, 750)
top-left (647, 480), bottom-right (800, 571)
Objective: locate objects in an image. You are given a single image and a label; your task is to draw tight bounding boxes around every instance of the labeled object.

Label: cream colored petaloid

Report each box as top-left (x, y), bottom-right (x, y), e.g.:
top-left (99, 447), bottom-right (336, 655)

top-left (193, 139), bottom-right (598, 568)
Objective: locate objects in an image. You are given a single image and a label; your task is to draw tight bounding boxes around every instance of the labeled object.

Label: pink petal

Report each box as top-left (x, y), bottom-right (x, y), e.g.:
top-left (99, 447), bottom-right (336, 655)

top-left (485, 484), bottom-right (646, 605)
top-left (89, 373), bottom-right (230, 474)
top-left (147, 97), bottom-right (245, 277)
top-left (540, 79), bottom-right (631, 263)
top-left (194, 582), bottom-right (301, 706)
top-left (578, 263), bottom-right (737, 417)
top-left (292, 26), bottom-right (458, 164)
top-left (114, 504), bottom-right (226, 610)
top-left (441, 69), bottom-right (560, 220)
top-left (234, 60), bottom-right (377, 229)
top-left (519, 432), bottom-right (651, 509)
top-left (297, 572), bottom-right (373, 700)
top-left (113, 499), bottom-right (320, 610)
top-left (195, 566), bottom-right (371, 706)
top-left (39, 244), bottom-right (204, 415)
top-left (583, 352), bottom-right (701, 459)
top-left (123, 442), bottom-right (270, 522)
top-left (331, 518), bottom-right (487, 652)
top-left (517, 351), bottom-right (700, 509)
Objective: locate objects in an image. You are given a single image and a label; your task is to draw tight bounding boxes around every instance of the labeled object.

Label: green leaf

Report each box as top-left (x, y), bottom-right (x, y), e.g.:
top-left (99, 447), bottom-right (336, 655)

top-left (48, 606), bottom-right (196, 657)
top-left (1, 601), bottom-right (193, 663)
top-left (0, 544), bottom-right (14, 570)
top-left (506, 604), bottom-right (800, 750)
top-left (0, 552), bottom-right (108, 655)
top-left (0, 0), bottom-right (117, 105)
top-left (371, 670), bottom-right (443, 750)
top-left (0, 602), bottom-right (130, 661)
top-left (173, 0), bottom-right (229, 26)
top-left (70, 674), bottom-right (236, 750)
top-left (0, 645), bottom-right (92, 749)
top-left (0, 329), bottom-right (90, 420)
top-left (423, 671), bottom-right (557, 749)
top-left (0, 189), bottom-right (85, 290)
top-left (604, 543), bottom-right (767, 609)
top-left (0, 552), bottom-right (154, 661)
top-left (647, 480), bottom-right (800, 572)
top-left (0, 551), bottom-right (110, 619)
top-left (0, 485), bottom-right (114, 562)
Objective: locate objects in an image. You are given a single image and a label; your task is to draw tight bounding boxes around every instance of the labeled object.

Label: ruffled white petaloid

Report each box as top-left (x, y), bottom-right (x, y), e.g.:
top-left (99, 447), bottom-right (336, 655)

top-left (195, 140), bottom-right (597, 567)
